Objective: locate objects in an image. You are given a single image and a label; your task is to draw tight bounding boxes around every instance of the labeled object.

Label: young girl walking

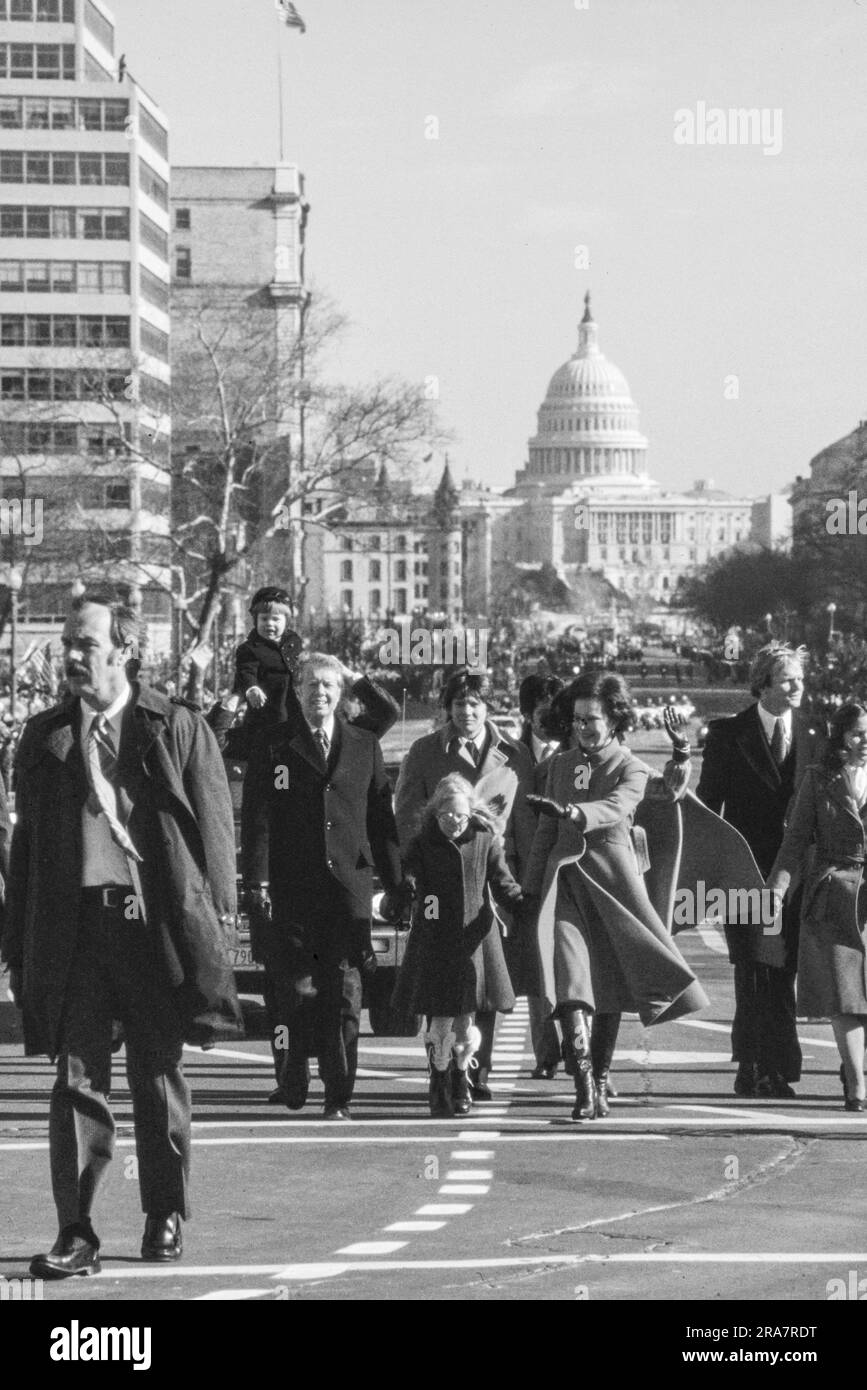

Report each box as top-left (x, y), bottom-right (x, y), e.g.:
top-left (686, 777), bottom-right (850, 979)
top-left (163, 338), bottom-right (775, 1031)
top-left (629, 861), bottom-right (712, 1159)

top-left (391, 773), bottom-right (523, 1117)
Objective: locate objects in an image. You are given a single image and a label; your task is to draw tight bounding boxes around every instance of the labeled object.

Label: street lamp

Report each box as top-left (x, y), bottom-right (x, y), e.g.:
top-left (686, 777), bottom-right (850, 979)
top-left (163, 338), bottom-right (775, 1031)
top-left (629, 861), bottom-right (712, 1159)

top-left (764, 612), bottom-right (773, 637)
top-left (70, 578), bottom-right (86, 600)
top-left (8, 567), bottom-right (22, 718)
top-left (827, 602), bottom-right (837, 639)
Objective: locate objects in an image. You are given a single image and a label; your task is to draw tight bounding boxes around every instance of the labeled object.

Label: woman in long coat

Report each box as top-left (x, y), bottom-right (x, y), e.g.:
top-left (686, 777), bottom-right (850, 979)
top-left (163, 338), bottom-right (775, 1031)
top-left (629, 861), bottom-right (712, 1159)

top-left (523, 672), bottom-right (709, 1122)
top-left (766, 702), bottom-right (867, 1110)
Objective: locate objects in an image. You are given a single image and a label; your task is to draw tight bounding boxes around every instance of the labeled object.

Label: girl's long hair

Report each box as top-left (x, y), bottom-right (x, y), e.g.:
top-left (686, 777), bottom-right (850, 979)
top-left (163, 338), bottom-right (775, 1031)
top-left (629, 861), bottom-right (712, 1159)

top-left (421, 772), bottom-right (499, 834)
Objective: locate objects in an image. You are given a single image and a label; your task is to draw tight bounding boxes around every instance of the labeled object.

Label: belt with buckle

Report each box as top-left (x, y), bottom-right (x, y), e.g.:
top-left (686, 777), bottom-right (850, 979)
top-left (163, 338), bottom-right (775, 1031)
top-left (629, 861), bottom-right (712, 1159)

top-left (82, 884), bottom-right (130, 909)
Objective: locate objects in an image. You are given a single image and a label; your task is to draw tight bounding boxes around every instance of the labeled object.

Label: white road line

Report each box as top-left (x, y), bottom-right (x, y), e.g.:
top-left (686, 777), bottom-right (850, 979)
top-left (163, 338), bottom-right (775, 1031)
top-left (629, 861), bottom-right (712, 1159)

top-left (438, 1184), bottom-right (490, 1195)
top-left (384, 1221), bottom-right (446, 1232)
top-left (451, 1150), bottom-right (495, 1159)
top-left (457, 1130), bottom-right (501, 1139)
top-left (676, 1018), bottom-right (839, 1051)
top-left (335, 1241), bottom-right (408, 1256)
top-left (445, 1170), bottom-right (493, 1180)
top-left (0, 1133), bottom-right (670, 1153)
top-left (415, 1203), bottom-right (474, 1216)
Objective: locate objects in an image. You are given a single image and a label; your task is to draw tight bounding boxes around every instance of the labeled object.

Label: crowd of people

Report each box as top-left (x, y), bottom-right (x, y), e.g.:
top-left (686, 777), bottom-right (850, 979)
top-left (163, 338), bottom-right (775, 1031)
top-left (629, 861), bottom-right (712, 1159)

top-left (2, 582), bottom-right (867, 1280)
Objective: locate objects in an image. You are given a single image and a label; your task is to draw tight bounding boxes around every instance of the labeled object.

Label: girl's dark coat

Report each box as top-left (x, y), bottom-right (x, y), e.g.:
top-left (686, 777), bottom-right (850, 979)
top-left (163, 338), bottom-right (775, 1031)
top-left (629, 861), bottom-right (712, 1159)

top-left (391, 816), bottom-right (520, 1016)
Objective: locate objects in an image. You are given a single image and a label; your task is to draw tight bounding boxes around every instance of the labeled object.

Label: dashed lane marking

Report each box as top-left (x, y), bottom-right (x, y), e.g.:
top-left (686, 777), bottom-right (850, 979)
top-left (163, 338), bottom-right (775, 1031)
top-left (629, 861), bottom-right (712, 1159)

top-left (335, 1241), bottom-right (408, 1256)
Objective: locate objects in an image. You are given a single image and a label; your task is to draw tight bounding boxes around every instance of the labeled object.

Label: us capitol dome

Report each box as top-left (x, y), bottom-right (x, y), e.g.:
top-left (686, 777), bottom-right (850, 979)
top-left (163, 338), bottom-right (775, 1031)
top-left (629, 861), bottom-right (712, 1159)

top-left (496, 292), bottom-right (760, 603)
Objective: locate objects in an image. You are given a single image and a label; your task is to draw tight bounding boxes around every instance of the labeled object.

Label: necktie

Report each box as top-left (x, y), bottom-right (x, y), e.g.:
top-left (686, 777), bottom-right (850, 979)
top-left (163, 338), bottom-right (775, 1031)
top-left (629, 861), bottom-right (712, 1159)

top-left (314, 727), bottom-right (330, 763)
top-left (463, 739), bottom-right (479, 767)
top-left (770, 718), bottom-right (786, 767)
top-left (85, 714), bottom-right (143, 863)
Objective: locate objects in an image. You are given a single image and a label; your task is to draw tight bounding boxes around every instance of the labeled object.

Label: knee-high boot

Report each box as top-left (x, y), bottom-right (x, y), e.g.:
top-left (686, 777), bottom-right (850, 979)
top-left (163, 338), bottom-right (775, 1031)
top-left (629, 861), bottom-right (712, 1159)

top-left (425, 1030), bottom-right (455, 1118)
top-left (561, 1007), bottom-right (596, 1121)
top-left (590, 1012), bottom-right (621, 1118)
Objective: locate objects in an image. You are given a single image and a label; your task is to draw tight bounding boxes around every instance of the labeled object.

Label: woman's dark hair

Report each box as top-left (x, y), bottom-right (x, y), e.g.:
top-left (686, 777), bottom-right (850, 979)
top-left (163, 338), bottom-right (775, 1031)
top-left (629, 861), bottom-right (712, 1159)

top-left (441, 666), bottom-right (492, 710)
top-left (569, 671), bottom-right (634, 739)
top-left (539, 685), bottom-right (575, 745)
top-left (518, 674), bottom-right (563, 719)
top-left (823, 702), bottom-right (867, 770)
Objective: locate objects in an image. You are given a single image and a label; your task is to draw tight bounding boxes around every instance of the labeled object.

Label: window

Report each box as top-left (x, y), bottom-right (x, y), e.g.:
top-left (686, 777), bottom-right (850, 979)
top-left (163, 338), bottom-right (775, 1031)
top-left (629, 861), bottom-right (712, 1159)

top-left (395, 560), bottom-right (407, 581)
top-left (174, 247), bottom-right (191, 280)
top-left (139, 158), bottom-right (168, 209)
top-left (369, 589), bottom-right (381, 612)
top-left (25, 261), bottom-right (50, 292)
top-left (104, 153), bottom-right (129, 186)
top-left (103, 100), bottom-right (129, 132)
top-left (50, 207), bottom-right (72, 236)
top-left (77, 262), bottom-right (100, 291)
top-left (138, 106), bottom-right (168, 158)
top-left (10, 44), bottom-right (35, 79)
top-left (0, 262), bottom-right (22, 291)
top-left (0, 153), bottom-right (23, 182)
top-left (79, 99), bottom-right (102, 130)
top-left (1, 373), bottom-right (25, 399)
top-left (36, 43), bottom-right (64, 79)
top-left (84, 0), bottom-right (114, 51)
top-left (369, 560), bottom-right (381, 581)
top-left (340, 560), bottom-right (353, 582)
top-left (175, 208), bottom-right (191, 231)
top-left (140, 266), bottom-right (167, 307)
top-left (394, 590), bottom-right (407, 614)
top-left (26, 152), bottom-right (51, 184)
top-left (105, 316), bottom-right (130, 346)
top-left (53, 315), bottom-right (76, 345)
top-left (0, 207), bottom-right (23, 237)
top-left (102, 262), bottom-right (129, 294)
top-left (340, 590), bottom-right (353, 611)
top-left (78, 153), bottom-right (102, 185)
top-left (27, 371), bottom-right (50, 399)
top-left (395, 534), bottom-right (407, 550)
top-left (140, 212), bottom-right (168, 258)
top-left (105, 481), bottom-right (131, 509)
top-left (51, 260), bottom-right (74, 292)
top-left (37, 0), bottom-right (59, 19)
top-left (11, 0), bottom-right (34, 17)
top-left (0, 317), bottom-right (24, 346)
top-left (51, 152), bottom-right (75, 184)
top-left (140, 320), bottom-right (167, 359)
top-left (103, 210), bottom-right (128, 240)
top-left (0, 98), bottom-right (21, 129)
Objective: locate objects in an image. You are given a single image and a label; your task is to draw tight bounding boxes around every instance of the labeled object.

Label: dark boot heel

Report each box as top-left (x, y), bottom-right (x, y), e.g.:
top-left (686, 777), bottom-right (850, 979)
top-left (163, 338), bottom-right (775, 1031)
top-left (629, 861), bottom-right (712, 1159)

top-left (594, 1072), bottom-right (611, 1118)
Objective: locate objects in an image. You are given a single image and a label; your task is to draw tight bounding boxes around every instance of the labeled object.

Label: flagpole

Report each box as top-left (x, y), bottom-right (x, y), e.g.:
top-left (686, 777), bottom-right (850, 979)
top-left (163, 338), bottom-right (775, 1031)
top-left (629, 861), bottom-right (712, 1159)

top-left (277, 28), bottom-right (285, 162)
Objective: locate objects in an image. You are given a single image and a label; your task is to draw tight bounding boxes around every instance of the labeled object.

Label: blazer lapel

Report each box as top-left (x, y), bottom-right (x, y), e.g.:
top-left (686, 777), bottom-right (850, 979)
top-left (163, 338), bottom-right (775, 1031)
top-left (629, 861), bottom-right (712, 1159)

top-left (831, 769), bottom-right (867, 827)
top-left (736, 705), bottom-right (780, 792)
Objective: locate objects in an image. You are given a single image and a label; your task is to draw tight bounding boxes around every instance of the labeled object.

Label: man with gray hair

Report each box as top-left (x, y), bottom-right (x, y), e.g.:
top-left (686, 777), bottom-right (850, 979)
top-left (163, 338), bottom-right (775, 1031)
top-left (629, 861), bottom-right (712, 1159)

top-left (242, 653), bottom-right (406, 1119)
top-left (697, 642), bottom-right (824, 1099)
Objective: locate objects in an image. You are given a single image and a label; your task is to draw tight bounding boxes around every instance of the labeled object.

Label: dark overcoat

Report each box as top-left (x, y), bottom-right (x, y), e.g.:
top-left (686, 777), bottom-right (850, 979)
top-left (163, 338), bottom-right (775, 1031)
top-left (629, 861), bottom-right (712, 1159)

top-left (523, 741), bottom-right (710, 1024)
top-left (233, 627), bottom-right (302, 725)
top-left (391, 816), bottom-right (520, 1016)
top-left (767, 764), bottom-right (867, 1016)
top-left (0, 684), bottom-right (242, 1057)
top-left (241, 714), bottom-right (402, 962)
top-left (696, 702), bottom-right (825, 964)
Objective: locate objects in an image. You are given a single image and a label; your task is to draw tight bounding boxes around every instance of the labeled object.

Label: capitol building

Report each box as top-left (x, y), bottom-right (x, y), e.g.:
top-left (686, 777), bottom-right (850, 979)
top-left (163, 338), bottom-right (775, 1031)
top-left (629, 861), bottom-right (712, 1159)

top-left (461, 294), bottom-right (786, 618)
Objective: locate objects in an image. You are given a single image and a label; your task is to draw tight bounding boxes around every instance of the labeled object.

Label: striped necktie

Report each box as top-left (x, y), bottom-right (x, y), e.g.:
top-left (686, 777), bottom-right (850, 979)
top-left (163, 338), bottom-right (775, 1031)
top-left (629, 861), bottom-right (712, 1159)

top-left (314, 726), bottom-right (330, 763)
top-left (770, 718), bottom-right (786, 767)
top-left (85, 713), bottom-right (143, 863)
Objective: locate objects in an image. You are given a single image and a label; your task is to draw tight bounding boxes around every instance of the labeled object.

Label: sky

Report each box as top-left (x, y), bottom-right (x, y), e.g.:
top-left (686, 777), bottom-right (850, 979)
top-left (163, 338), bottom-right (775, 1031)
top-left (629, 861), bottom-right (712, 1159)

top-left (108, 0), bottom-right (867, 500)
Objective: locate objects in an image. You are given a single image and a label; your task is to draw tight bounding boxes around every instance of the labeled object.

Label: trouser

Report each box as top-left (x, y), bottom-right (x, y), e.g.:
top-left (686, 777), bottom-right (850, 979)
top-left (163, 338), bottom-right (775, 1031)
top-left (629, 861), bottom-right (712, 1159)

top-left (731, 961), bottom-right (801, 1081)
top-left (528, 995), bottom-right (561, 1068)
top-left (265, 952), bottom-right (362, 1110)
top-left (475, 1009), bottom-right (496, 1071)
top-left (50, 892), bottom-right (191, 1231)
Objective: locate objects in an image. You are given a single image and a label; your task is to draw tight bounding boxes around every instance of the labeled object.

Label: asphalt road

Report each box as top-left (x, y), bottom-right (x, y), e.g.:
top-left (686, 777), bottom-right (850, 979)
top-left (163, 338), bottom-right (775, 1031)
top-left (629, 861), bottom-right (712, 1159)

top-left (2, 931), bottom-right (866, 1307)
top-left (2, 731), bottom-right (864, 1313)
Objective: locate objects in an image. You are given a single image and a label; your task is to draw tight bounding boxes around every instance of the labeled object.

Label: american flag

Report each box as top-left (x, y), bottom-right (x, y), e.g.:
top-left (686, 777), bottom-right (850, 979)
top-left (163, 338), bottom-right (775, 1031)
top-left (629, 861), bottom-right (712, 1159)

top-left (276, 0), bottom-right (306, 33)
top-left (22, 640), bottom-right (58, 695)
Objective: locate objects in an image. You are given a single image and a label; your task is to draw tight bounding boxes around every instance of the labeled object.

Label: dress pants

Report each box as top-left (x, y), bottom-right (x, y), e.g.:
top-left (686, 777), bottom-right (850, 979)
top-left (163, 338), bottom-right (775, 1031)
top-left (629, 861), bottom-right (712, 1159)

top-left (264, 921), bottom-right (363, 1110)
top-left (50, 895), bottom-right (191, 1230)
top-left (731, 888), bottom-right (802, 1082)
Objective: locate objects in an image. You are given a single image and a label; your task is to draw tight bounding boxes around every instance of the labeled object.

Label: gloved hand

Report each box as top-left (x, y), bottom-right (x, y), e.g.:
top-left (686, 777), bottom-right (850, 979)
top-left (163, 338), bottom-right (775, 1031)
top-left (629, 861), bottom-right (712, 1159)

top-left (380, 878), bottom-right (415, 922)
top-left (245, 685), bottom-right (267, 710)
top-left (662, 705), bottom-right (691, 764)
top-left (526, 794), bottom-right (576, 820)
top-left (361, 947), bottom-right (378, 978)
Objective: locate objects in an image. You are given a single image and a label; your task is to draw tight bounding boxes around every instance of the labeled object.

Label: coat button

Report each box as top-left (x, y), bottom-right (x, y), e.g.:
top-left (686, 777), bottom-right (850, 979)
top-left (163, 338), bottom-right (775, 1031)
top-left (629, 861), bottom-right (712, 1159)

top-left (326, 821), bottom-right (332, 829)
top-left (327, 859), bottom-right (333, 868)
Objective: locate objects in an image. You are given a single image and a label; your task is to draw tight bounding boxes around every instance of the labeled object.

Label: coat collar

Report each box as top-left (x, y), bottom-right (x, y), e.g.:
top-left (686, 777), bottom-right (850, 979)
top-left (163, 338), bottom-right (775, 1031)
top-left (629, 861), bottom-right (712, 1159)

top-left (825, 765), bottom-right (867, 826)
top-left (438, 718), bottom-right (513, 772)
top-left (33, 682), bottom-right (172, 767)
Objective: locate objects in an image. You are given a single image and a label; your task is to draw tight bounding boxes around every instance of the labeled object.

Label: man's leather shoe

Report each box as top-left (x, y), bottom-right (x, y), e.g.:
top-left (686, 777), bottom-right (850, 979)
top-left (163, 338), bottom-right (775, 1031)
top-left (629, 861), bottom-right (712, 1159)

top-left (30, 1226), bottom-right (100, 1280)
top-left (141, 1213), bottom-right (183, 1262)
top-left (531, 1065), bottom-right (557, 1080)
top-left (322, 1105), bottom-right (351, 1120)
top-left (844, 1097), bottom-right (866, 1112)
top-left (734, 1062), bottom-right (757, 1097)
top-left (470, 1065), bottom-right (492, 1101)
top-left (756, 1072), bottom-right (796, 1099)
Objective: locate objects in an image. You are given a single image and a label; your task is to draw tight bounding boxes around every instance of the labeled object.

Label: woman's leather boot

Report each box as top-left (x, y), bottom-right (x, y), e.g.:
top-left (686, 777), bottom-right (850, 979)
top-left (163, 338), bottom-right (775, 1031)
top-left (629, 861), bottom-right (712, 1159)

top-left (425, 1032), bottom-right (455, 1118)
top-left (591, 1012), bottom-right (621, 1118)
top-left (561, 1007), bottom-right (596, 1121)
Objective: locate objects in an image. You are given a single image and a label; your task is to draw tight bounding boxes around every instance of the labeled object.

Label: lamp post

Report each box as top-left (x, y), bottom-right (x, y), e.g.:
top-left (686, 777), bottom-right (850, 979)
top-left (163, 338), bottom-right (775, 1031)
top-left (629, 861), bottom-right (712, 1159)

top-left (827, 602), bottom-right (837, 640)
top-left (764, 612), bottom-right (773, 638)
top-left (8, 567), bottom-right (22, 719)
top-left (70, 578), bottom-right (86, 601)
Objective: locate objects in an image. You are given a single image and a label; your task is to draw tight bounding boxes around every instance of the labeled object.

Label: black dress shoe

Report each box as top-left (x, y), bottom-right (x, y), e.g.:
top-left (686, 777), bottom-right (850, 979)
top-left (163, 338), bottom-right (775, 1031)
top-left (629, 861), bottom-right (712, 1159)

top-left (30, 1226), bottom-right (101, 1280)
top-left (530, 1065), bottom-right (558, 1080)
top-left (470, 1065), bottom-right (492, 1101)
top-left (844, 1097), bottom-right (865, 1112)
top-left (734, 1062), bottom-right (757, 1097)
top-left (322, 1105), bottom-right (351, 1120)
top-left (141, 1213), bottom-right (183, 1262)
top-left (756, 1072), bottom-right (796, 1099)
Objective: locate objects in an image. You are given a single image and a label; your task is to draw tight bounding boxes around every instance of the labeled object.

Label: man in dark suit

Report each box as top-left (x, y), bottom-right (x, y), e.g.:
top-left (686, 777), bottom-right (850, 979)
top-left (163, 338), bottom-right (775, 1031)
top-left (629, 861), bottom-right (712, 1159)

top-left (242, 653), bottom-right (405, 1119)
top-left (696, 643), bottom-right (824, 1098)
top-left (395, 668), bottom-right (536, 1098)
top-left (1, 594), bottom-right (241, 1279)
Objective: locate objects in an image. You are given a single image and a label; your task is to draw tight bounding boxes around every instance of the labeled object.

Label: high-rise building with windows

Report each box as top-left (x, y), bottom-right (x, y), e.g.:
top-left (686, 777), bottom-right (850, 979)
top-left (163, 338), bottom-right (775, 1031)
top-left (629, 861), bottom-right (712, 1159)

top-left (0, 0), bottom-right (171, 654)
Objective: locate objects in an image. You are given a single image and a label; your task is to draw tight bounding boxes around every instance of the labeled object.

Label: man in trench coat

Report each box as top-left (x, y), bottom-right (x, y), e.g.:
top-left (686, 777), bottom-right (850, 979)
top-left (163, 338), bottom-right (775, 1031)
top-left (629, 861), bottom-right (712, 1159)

top-left (0, 594), bottom-right (242, 1278)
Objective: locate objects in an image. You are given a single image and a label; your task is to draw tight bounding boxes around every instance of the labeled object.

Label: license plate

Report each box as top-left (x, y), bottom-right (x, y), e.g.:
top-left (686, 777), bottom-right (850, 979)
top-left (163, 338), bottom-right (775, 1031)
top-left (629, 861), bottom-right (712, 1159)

top-left (231, 945), bottom-right (258, 969)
